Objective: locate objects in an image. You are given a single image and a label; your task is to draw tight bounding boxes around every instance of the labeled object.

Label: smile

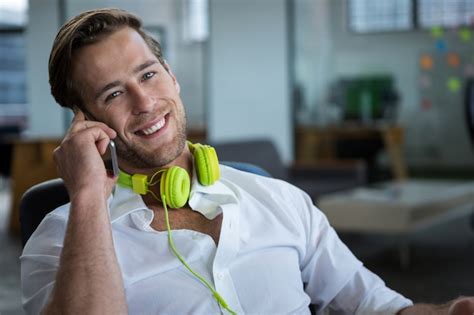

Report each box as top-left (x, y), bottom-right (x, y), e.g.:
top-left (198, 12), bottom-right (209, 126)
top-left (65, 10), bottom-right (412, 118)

top-left (135, 116), bottom-right (167, 136)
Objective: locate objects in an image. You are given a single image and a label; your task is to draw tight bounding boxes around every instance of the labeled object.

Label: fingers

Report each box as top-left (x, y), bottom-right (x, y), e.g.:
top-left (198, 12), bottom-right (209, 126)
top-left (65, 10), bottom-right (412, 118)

top-left (449, 297), bottom-right (474, 315)
top-left (97, 136), bottom-right (111, 155)
top-left (54, 126), bottom-right (114, 178)
top-left (72, 110), bottom-right (85, 122)
top-left (68, 109), bottom-right (117, 140)
top-left (75, 124), bottom-right (113, 149)
top-left (61, 112), bottom-right (116, 159)
top-left (55, 109), bottom-right (120, 199)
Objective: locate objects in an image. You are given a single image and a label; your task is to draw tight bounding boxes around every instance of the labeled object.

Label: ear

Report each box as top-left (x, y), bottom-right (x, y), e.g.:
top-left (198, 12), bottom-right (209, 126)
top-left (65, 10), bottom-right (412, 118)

top-left (163, 60), bottom-right (181, 93)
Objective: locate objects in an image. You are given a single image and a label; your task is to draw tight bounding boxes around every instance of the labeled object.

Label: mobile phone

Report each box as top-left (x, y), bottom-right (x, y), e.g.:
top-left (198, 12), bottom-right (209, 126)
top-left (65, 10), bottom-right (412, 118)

top-left (103, 140), bottom-right (119, 177)
top-left (78, 108), bottom-right (119, 177)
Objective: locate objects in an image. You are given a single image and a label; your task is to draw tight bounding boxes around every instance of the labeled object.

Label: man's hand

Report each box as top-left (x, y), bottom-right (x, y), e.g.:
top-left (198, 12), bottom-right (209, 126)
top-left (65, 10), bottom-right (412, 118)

top-left (449, 297), bottom-right (474, 315)
top-left (398, 297), bottom-right (474, 315)
top-left (53, 110), bottom-right (117, 200)
top-left (44, 110), bottom-right (127, 314)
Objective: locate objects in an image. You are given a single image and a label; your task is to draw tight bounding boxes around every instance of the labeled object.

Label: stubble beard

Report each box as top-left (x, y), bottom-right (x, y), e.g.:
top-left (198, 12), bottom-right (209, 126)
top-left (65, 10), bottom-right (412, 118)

top-left (114, 111), bottom-right (188, 170)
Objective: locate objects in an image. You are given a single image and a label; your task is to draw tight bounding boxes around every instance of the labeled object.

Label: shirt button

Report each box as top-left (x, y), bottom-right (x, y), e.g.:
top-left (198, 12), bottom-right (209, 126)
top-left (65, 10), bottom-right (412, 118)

top-left (216, 273), bottom-right (224, 280)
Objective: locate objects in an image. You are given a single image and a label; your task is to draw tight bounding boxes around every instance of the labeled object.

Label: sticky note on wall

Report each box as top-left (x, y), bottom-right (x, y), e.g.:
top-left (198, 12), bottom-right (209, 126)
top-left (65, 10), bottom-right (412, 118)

top-left (459, 28), bottom-right (472, 42)
top-left (447, 77), bottom-right (461, 92)
top-left (420, 75), bottom-right (432, 88)
top-left (431, 26), bottom-right (444, 38)
top-left (420, 54), bottom-right (433, 70)
top-left (435, 39), bottom-right (448, 53)
top-left (447, 53), bottom-right (461, 67)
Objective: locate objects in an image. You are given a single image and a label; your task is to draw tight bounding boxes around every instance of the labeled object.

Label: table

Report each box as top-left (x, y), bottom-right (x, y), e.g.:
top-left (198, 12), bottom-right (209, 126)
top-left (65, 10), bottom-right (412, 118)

top-left (8, 138), bottom-right (61, 235)
top-left (295, 124), bottom-right (407, 181)
top-left (317, 180), bottom-right (474, 268)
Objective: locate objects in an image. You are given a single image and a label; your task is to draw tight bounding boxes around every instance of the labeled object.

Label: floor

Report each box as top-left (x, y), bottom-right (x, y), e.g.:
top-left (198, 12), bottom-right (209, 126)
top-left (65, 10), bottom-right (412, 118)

top-left (341, 218), bottom-right (474, 304)
top-left (0, 181), bottom-right (23, 315)
top-left (0, 179), bottom-right (473, 314)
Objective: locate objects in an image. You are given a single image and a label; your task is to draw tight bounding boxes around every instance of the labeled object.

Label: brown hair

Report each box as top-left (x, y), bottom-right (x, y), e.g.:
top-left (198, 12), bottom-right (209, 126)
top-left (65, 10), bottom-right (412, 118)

top-left (48, 8), bottom-right (165, 110)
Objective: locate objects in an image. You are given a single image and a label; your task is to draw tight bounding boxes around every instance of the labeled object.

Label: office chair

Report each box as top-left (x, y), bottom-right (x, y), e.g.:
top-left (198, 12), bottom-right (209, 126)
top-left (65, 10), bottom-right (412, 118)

top-left (19, 161), bottom-right (270, 247)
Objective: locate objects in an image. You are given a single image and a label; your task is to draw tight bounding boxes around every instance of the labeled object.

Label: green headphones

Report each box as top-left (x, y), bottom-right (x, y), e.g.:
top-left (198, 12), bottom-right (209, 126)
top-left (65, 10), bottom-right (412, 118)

top-left (117, 142), bottom-right (220, 209)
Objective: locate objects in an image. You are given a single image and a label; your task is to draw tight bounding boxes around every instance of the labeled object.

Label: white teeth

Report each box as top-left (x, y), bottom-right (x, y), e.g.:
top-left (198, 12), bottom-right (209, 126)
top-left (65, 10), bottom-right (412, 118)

top-left (141, 118), bottom-right (165, 135)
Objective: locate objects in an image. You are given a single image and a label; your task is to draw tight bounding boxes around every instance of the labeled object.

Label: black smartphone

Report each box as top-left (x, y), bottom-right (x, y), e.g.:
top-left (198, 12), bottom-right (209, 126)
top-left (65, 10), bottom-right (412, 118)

top-left (103, 140), bottom-right (119, 177)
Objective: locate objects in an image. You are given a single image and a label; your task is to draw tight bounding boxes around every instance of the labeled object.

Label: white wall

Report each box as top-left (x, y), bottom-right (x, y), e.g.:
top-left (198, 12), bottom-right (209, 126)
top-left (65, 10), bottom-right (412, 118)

top-left (207, 0), bottom-right (292, 162)
top-left (294, 0), bottom-right (332, 116)
top-left (26, 0), bottom-right (65, 137)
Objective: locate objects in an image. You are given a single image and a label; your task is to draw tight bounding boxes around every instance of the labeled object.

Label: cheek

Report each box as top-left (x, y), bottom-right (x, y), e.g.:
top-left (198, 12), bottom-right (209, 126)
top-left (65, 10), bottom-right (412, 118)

top-left (103, 109), bottom-right (129, 132)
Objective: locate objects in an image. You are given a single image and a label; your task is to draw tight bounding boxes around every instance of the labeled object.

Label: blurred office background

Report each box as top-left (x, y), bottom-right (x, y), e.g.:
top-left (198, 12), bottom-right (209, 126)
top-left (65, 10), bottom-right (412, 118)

top-left (1, 0), bottom-right (474, 313)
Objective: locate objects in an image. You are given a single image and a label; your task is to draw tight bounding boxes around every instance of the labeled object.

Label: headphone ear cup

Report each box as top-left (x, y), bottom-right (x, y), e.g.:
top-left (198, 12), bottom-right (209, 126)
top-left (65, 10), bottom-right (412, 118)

top-left (160, 166), bottom-right (190, 209)
top-left (194, 144), bottom-right (220, 186)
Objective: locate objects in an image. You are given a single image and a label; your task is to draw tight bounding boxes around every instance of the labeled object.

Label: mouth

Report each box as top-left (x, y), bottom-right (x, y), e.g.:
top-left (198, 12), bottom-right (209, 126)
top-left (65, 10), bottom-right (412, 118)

top-left (134, 114), bottom-right (169, 137)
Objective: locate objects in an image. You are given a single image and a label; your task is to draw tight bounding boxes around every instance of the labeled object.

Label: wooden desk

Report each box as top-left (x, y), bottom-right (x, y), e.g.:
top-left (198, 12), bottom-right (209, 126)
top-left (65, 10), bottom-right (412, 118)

top-left (9, 138), bottom-right (61, 235)
top-left (295, 125), bottom-right (408, 181)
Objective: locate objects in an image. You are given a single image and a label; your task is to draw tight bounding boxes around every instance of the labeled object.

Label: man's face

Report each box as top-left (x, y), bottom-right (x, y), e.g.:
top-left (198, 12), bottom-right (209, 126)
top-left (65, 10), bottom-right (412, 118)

top-left (72, 27), bottom-right (187, 171)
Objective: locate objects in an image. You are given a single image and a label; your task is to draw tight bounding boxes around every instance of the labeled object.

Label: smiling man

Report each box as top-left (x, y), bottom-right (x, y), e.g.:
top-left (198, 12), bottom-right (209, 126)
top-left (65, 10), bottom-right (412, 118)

top-left (20, 8), bottom-right (474, 315)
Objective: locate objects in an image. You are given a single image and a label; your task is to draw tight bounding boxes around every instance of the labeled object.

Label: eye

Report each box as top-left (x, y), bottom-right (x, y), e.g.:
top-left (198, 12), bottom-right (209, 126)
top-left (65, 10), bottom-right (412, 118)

top-left (142, 71), bottom-right (156, 81)
top-left (105, 91), bottom-right (122, 103)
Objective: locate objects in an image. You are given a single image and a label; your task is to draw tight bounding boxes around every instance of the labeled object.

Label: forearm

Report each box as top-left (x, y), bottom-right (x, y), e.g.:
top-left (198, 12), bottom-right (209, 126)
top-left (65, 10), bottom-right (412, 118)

top-left (398, 297), bottom-right (474, 315)
top-left (398, 303), bottom-right (448, 315)
top-left (43, 190), bottom-right (127, 314)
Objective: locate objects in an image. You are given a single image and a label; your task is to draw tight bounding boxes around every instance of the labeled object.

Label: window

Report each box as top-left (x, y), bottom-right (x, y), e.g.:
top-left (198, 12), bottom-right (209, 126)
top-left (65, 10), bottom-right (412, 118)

top-left (182, 0), bottom-right (209, 42)
top-left (0, 0), bottom-right (28, 133)
top-left (349, 0), bottom-right (474, 33)
top-left (349, 0), bottom-right (413, 33)
top-left (418, 0), bottom-right (474, 28)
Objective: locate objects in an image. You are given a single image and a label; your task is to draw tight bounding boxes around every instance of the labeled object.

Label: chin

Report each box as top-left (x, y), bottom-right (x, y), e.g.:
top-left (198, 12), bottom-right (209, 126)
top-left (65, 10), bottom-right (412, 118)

top-left (116, 133), bottom-right (187, 170)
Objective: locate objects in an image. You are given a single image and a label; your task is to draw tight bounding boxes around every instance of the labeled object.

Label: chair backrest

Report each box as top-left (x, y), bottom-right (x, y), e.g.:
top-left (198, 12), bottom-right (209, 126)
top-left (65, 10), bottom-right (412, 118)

top-left (20, 178), bottom-right (68, 246)
top-left (210, 139), bottom-right (288, 180)
top-left (19, 161), bottom-right (270, 247)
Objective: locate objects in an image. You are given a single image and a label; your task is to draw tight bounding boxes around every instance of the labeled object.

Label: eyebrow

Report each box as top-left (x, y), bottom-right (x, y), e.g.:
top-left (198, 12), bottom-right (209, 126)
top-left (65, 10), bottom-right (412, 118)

top-left (93, 60), bottom-right (159, 102)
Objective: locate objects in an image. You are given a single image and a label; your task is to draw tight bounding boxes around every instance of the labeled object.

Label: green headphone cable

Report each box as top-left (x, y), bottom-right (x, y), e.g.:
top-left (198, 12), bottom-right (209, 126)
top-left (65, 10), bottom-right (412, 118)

top-left (148, 169), bottom-right (165, 187)
top-left (150, 191), bottom-right (237, 315)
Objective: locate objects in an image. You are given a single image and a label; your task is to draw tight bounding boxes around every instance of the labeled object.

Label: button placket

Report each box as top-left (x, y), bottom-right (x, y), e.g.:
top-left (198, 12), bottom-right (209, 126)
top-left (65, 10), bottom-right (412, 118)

top-left (212, 204), bottom-right (244, 314)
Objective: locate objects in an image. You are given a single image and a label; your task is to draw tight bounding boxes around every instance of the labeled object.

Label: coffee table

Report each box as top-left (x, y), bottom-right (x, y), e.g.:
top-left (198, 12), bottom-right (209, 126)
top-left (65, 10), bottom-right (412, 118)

top-left (317, 180), bottom-right (474, 268)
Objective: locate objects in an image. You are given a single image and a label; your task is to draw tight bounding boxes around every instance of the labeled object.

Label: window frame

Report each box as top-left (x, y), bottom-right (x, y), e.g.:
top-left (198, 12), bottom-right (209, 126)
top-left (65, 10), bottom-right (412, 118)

top-left (0, 26), bottom-right (28, 132)
top-left (347, 0), bottom-right (415, 34)
top-left (347, 0), bottom-right (474, 34)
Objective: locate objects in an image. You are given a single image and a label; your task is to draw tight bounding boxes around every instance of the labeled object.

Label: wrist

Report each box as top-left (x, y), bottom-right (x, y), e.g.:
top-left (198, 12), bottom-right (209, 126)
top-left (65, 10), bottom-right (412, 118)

top-left (69, 187), bottom-right (110, 214)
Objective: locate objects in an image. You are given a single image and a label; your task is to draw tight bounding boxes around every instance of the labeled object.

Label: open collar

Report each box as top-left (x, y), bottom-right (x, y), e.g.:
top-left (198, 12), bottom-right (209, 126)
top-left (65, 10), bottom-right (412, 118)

top-left (108, 165), bottom-right (239, 222)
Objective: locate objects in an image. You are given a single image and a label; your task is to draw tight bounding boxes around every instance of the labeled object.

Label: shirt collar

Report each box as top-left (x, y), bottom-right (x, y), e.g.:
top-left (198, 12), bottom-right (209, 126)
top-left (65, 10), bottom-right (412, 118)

top-left (188, 165), bottom-right (239, 219)
top-left (108, 164), bottom-right (239, 222)
top-left (109, 184), bottom-right (148, 222)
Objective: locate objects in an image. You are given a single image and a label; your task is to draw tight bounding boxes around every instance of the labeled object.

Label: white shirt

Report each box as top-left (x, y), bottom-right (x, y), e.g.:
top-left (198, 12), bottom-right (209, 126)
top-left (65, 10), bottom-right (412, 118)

top-left (21, 165), bottom-right (412, 314)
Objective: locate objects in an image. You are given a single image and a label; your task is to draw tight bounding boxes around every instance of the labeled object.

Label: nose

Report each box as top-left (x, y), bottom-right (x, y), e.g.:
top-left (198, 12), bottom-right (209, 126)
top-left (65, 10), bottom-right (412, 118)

top-left (130, 84), bottom-right (154, 115)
